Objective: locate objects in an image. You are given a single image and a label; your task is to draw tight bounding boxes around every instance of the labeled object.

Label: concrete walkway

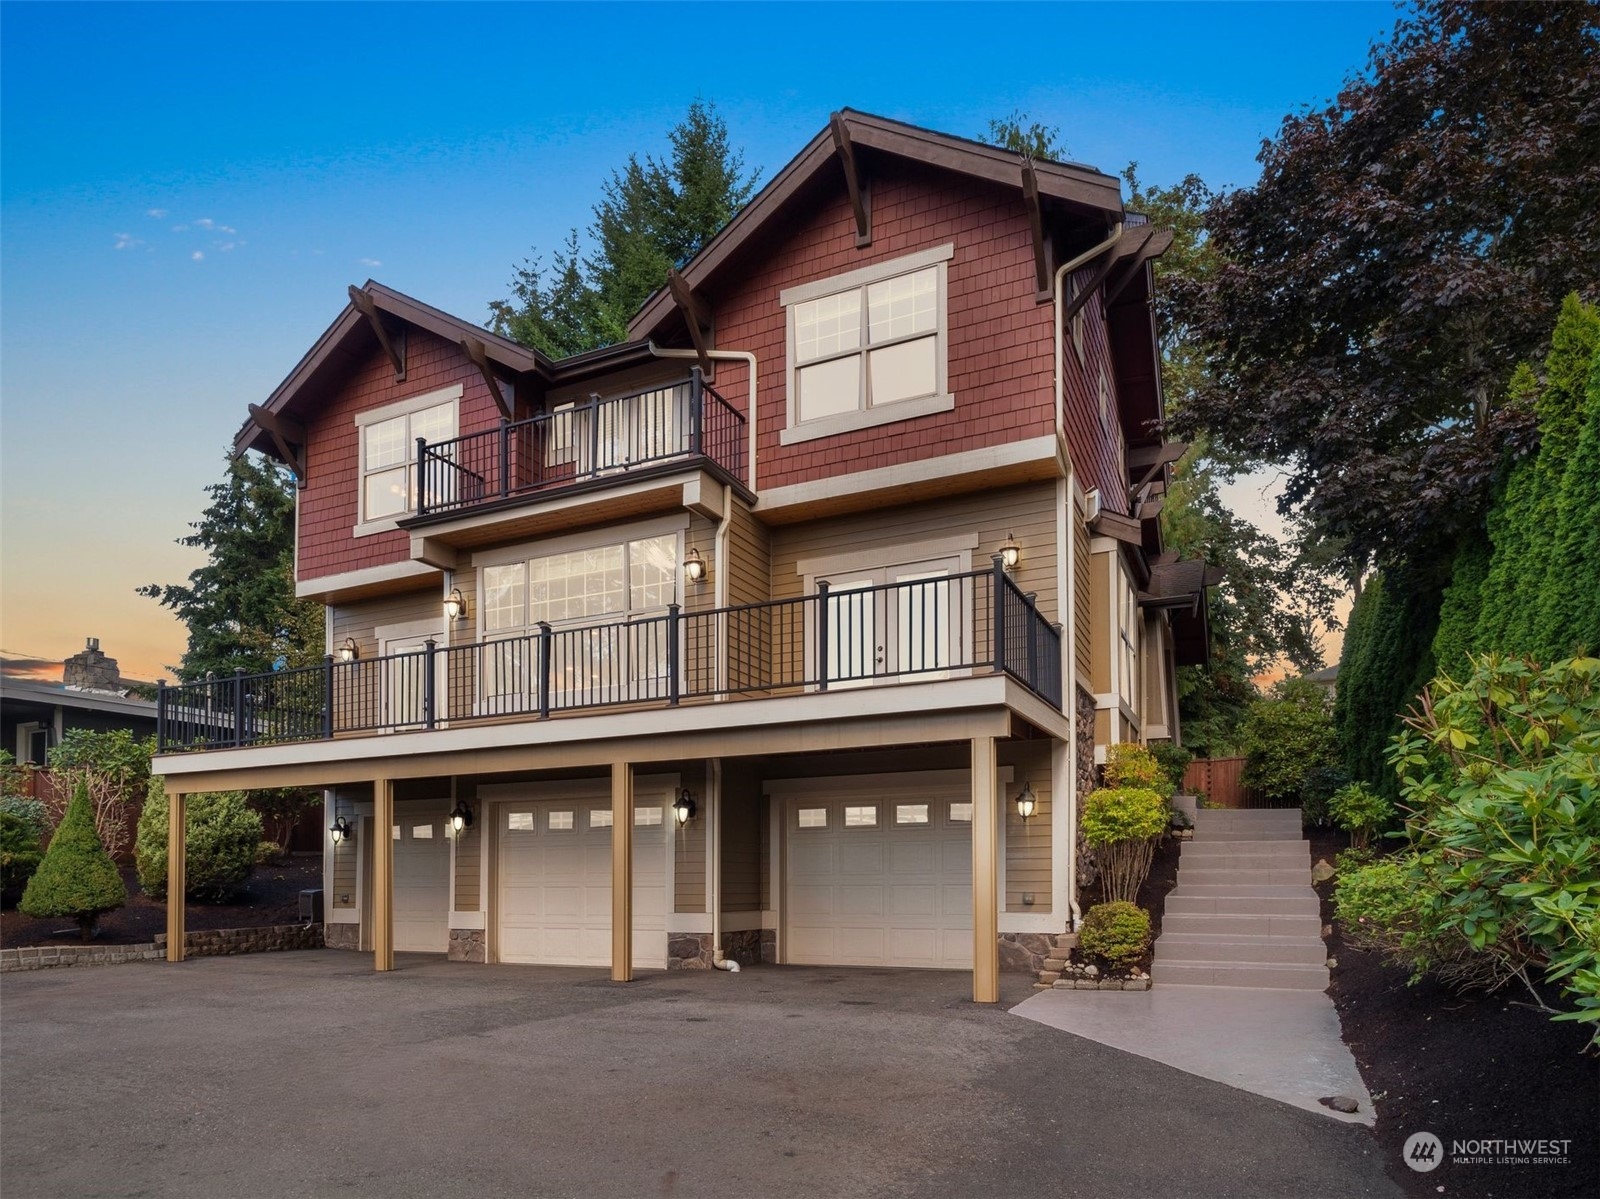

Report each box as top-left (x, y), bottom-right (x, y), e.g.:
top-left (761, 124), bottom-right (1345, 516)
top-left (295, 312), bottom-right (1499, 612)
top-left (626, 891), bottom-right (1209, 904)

top-left (1013, 983), bottom-right (1375, 1125)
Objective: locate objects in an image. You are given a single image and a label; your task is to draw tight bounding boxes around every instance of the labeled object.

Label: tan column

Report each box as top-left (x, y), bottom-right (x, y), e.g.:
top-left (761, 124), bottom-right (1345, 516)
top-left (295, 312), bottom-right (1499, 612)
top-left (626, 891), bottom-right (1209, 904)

top-left (373, 779), bottom-right (395, 972)
top-left (165, 791), bottom-right (186, 962)
top-left (971, 736), bottom-right (1000, 1004)
top-left (610, 760), bottom-right (633, 983)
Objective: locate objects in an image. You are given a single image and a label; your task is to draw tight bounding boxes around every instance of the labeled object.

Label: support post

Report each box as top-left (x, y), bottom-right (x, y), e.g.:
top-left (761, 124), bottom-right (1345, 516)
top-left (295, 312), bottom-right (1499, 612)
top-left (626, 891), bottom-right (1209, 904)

top-left (322, 654), bottom-right (335, 740)
top-left (165, 792), bottom-right (186, 962)
top-left (992, 555), bottom-right (1008, 676)
top-left (416, 437), bottom-right (428, 516)
top-left (815, 580), bottom-right (831, 691)
top-left (423, 639), bottom-right (437, 730)
top-left (373, 779), bottom-right (395, 972)
top-left (610, 761), bottom-right (634, 982)
top-left (971, 736), bottom-right (1000, 1004)
top-left (666, 603), bottom-right (681, 706)
top-left (233, 667), bottom-right (245, 748)
top-left (537, 622), bottom-right (552, 718)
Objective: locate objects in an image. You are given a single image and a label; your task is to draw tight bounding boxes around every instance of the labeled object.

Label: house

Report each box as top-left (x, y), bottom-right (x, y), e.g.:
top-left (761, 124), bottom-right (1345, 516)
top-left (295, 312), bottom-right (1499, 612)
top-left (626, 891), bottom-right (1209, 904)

top-left (151, 110), bottom-right (1213, 1002)
top-left (2, 639), bottom-right (158, 766)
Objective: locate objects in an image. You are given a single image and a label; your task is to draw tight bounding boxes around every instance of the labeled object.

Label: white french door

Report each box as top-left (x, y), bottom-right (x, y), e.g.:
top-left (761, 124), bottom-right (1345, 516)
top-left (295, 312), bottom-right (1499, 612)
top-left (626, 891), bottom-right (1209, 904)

top-left (817, 556), bottom-right (961, 687)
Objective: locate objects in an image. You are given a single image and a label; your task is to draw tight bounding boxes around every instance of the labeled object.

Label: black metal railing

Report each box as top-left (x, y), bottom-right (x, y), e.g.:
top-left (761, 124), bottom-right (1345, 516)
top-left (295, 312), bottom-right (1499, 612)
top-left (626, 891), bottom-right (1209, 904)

top-left (156, 558), bottom-right (1062, 752)
top-left (415, 368), bottom-right (746, 518)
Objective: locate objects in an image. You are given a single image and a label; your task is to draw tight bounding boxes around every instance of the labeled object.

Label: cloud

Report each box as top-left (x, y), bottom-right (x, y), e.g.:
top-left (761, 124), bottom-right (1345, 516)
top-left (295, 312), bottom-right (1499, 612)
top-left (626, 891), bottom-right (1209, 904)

top-left (171, 224), bottom-right (189, 232)
top-left (114, 233), bottom-right (144, 250)
top-left (360, 257), bottom-right (382, 267)
top-left (191, 250), bottom-right (204, 261)
top-left (193, 218), bottom-right (237, 234)
top-left (146, 208), bottom-right (168, 219)
top-left (216, 242), bottom-right (237, 252)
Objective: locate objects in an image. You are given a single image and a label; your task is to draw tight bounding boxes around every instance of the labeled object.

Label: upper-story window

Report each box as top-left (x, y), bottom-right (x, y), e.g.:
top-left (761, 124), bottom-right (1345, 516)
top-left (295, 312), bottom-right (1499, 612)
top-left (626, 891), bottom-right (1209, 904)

top-left (779, 244), bottom-right (955, 446)
top-left (354, 384), bottom-right (462, 529)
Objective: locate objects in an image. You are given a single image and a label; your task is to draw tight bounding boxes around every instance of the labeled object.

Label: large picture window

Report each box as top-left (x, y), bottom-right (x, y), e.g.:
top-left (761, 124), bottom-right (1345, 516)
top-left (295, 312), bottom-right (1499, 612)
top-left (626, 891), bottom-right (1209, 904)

top-left (780, 244), bottom-right (954, 445)
top-left (355, 386), bottom-right (461, 525)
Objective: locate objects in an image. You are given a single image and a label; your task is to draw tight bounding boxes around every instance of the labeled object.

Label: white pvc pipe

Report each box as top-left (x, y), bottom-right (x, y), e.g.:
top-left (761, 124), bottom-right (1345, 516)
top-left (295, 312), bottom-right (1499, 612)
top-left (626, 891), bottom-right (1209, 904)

top-left (647, 343), bottom-right (759, 495)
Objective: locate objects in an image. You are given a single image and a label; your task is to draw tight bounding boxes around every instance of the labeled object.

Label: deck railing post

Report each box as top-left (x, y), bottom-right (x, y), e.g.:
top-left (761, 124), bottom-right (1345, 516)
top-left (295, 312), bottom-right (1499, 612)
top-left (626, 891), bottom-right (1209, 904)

top-left (1025, 591), bottom-right (1039, 691)
top-left (157, 680), bottom-right (168, 751)
top-left (992, 556), bottom-right (1008, 676)
top-left (588, 393), bottom-right (602, 475)
top-left (233, 667), bottom-right (246, 748)
top-left (416, 436), bottom-right (428, 516)
top-left (423, 640), bottom-right (437, 730)
top-left (816, 580), bottom-right (831, 692)
top-left (537, 622), bottom-right (552, 718)
top-left (689, 368), bottom-right (704, 455)
top-left (666, 603), bottom-right (681, 706)
top-left (499, 417), bottom-right (511, 499)
top-left (323, 654), bottom-right (336, 739)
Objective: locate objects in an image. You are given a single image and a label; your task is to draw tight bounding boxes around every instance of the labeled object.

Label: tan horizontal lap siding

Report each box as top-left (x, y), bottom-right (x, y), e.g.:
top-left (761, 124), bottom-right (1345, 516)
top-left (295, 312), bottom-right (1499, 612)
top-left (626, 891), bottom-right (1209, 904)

top-left (1074, 516), bottom-right (1093, 679)
top-left (1089, 549), bottom-right (1112, 695)
top-left (721, 760), bottom-right (763, 913)
top-left (675, 763), bottom-right (707, 913)
top-left (453, 823), bottom-right (481, 912)
top-left (1001, 742), bottom-right (1052, 913)
top-left (726, 501), bottom-right (771, 609)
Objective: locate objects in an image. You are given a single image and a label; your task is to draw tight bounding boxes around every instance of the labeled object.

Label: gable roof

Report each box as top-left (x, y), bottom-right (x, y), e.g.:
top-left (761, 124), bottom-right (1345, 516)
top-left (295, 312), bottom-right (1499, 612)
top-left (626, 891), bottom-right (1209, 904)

top-left (233, 282), bottom-right (552, 459)
top-left (627, 108), bottom-right (1126, 343)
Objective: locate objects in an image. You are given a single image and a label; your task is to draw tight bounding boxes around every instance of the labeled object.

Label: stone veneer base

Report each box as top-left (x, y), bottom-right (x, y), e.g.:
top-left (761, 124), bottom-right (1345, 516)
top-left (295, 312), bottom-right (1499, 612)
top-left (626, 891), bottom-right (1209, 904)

top-left (323, 922), bottom-right (360, 951)
top-left (448, 928), bottom-right (487, 962)
top-left (1, 923), bottom-right (324, 972)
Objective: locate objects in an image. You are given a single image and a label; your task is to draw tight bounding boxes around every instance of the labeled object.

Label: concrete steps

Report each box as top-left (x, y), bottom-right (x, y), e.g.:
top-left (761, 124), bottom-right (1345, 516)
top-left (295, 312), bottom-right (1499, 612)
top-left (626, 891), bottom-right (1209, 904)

top-left (1153, 807), bottom-right (1328, 992)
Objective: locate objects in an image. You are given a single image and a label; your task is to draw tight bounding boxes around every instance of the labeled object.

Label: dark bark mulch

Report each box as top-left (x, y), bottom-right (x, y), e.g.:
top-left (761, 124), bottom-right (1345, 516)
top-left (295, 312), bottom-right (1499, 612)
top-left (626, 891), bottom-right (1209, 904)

top-left (1312, 828), bottom-right (1599, 1199)
top-left (0, 855), bottom-right (323, 948)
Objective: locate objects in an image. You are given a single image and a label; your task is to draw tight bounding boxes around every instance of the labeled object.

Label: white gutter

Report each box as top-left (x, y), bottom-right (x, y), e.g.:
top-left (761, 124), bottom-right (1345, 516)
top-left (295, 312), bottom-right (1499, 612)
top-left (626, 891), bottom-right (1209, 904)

top-left (1053, 223), bottom-right (1120, 930)
top-left (647, 343), bottom-right (760, 496)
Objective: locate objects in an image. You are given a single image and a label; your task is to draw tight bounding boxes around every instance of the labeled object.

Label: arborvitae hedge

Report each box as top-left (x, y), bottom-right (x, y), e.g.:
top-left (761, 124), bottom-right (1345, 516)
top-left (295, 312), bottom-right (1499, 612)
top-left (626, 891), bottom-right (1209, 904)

top-left (1474, 364), bottom-right (1543, 653)
top-left (1430, 528), bottom-right (1492, 684)
top-left (1534, 303), bottom-right (1600, 660)
top-left (19, 780), bottom-right (126, 940)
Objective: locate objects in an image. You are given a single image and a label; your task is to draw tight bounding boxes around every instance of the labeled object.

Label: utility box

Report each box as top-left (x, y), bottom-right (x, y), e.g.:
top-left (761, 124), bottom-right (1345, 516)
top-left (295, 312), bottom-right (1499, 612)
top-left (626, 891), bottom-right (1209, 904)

top-left (298, 888), bottom-right (324, 923)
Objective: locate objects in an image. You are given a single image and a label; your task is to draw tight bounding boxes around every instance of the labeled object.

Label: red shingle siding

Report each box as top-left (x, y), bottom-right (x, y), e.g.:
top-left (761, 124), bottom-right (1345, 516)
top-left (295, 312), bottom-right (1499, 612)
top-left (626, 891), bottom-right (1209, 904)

top-left (297, 329), bottom-right (503, 582)
top-left (1060, 278), bottom-right (1129, 514)
top-left (712, 164), bottom-right (1059, 492)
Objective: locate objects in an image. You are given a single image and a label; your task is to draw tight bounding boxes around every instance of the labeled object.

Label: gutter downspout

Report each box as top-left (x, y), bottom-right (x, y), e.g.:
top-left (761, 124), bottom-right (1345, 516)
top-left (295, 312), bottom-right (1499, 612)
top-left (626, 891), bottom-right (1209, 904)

top-left (1054, 223), bottom-right (1121, 931)
top-left (708, 758), bottom-right (738, 972)
top-left (646, 343), bottom-right (759, 496)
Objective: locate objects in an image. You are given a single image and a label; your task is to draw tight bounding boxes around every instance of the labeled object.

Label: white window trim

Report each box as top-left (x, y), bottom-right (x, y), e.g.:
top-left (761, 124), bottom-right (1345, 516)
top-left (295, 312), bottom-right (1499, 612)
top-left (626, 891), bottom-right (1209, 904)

top-left (780, 244), bottom-right (956, 446)
top-left (469, 513), bottom-right (689, 570)
top-left (352, 383), bottom-right (464, 536)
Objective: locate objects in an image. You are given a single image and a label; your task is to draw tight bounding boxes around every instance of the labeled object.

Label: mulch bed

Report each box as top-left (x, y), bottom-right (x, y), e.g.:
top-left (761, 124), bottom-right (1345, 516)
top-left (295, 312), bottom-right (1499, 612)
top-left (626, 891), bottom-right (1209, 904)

top-left (0, 855), bottom-right (323, 948)
top-left (1310, 828), bottom-right (1600, 1199)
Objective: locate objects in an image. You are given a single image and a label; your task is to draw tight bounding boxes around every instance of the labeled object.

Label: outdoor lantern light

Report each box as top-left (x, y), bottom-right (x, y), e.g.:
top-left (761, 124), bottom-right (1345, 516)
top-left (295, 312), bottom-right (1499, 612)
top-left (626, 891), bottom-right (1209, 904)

top-left (684, 547), bottom-right (705, 583)
top-left (1014, 783), bottom-right (1037, 822)
top-left (449, 799), bottom-right (474, 834)
top-left (330, 814), bottom-right (353, 845)
top-left (338, 637), bottom-right (358, 663)
top-left (444, 588), bottom-right (467, 622)
top-left (673, 787), bottom-right (697, 825)
top-left (1000, 533), bottom-right (1022, 572)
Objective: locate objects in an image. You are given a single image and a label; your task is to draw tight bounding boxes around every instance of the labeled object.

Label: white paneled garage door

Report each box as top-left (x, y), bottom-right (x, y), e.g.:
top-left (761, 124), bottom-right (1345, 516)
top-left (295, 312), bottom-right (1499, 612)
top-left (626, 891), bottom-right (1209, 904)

top-left (786, 793), bottom-right (972, 968)
top-left (497, 799), bottom-right (668, 969)
top-left (393, 805), bottom-right (450, 953)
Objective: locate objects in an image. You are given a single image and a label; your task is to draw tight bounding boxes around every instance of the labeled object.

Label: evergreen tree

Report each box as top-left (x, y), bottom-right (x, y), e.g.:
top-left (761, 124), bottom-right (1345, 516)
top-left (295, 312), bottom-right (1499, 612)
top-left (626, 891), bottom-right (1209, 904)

top-left (490, 101), bottom-right (759, 358)
top-left (1472, 365), bottom-right (1543, 652)
top-left (1546, 353), bottom-right (1600, 657)
top-left (139, 453), bottom-right (322, 680)
top-left (1430, 528), bottom-right (1492, 684)
top-left (19, 780), bottom-right (126, 941)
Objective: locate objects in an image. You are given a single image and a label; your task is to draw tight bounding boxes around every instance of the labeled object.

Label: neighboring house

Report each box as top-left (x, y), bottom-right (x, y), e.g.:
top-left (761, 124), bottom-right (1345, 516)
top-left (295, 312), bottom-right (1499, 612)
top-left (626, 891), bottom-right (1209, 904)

top-left (152, 110), bottom-right (1214, 1001)
top-left (1303, 663), bottom-right (1339, 699)
top-left (2, 639), bottom-right (158, 766)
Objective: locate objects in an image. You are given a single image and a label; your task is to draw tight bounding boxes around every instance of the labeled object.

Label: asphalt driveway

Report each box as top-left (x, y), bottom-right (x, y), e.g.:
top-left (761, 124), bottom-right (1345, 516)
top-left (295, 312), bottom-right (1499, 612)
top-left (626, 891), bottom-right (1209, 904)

top-left (0, 952), bottom-right (1399, 1198)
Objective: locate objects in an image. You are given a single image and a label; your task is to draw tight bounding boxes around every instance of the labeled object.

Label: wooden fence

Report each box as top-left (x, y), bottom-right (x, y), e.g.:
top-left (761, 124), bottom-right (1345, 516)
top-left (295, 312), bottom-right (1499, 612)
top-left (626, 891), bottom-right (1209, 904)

top-left (1180, 756), bottom-right (1274, 809)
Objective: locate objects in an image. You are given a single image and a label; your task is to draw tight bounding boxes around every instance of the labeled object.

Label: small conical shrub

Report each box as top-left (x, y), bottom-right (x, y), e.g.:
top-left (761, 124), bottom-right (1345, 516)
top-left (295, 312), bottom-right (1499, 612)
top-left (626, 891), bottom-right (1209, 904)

top-left (19, 780), bottom-right (126, 941)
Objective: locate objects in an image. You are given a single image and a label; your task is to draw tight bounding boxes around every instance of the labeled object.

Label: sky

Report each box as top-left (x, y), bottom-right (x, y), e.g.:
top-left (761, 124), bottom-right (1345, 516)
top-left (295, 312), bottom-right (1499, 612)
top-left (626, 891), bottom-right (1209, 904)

top-left (0, 0), bottom-right (1396, 683)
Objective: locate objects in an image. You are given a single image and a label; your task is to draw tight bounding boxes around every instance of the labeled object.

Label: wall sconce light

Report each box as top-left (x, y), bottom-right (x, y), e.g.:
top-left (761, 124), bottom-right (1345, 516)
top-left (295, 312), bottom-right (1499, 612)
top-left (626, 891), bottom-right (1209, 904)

top-left (1000, 533), bottom-right (1022, 573)
top-left (684, 547), bottom-right (705, 584)
top-left (1014, 783), bottom-right (1037, 822)
top-left (330, 814), bottom-right (354, 845)
top-left (673, 787), bottom-right (697, 825)
top-left (338, 638), bottom-right (359, 663)
top-left (449, 799), bottom-right (474, 834)
top-left (444, 588), bottom-right (467, 622)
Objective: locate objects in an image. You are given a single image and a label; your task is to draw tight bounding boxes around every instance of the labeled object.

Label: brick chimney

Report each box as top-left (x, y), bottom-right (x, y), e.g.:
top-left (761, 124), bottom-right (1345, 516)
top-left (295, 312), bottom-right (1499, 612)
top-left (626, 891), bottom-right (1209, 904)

top-left (63, 637), bottom-right (121, 692)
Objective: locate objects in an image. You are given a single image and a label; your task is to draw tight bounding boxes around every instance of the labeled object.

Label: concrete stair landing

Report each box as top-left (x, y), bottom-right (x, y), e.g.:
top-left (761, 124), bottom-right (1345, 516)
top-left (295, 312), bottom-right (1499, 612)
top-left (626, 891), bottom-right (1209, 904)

top-left (1153, 808), bottom-right (1328, 991)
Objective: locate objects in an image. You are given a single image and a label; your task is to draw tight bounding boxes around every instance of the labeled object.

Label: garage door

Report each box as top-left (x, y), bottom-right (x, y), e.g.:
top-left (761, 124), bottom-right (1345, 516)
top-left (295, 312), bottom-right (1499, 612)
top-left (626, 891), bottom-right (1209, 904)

top-left (786, 794), bottom-right (972, 968)
top-left (497, 799), bottom-right (668, 968)
top-left (394, 806), bottom-right (450, 953)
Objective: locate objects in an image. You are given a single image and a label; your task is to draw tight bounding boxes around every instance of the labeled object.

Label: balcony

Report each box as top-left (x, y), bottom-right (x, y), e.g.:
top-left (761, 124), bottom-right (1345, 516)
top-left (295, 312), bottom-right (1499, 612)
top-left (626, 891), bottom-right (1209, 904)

top-left (412, 370), bottom-right (747, 522)
top-left (156, 562), bottom-right (1062, 753)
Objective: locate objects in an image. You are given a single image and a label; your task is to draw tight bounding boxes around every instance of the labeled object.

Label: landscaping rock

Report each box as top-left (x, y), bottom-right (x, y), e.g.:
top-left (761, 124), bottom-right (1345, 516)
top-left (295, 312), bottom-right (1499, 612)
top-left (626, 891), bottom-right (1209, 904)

top-left (1319, 1095), bottom-right (1360, 1114)
top-left (1311, 859), bottom-right (1336, 883)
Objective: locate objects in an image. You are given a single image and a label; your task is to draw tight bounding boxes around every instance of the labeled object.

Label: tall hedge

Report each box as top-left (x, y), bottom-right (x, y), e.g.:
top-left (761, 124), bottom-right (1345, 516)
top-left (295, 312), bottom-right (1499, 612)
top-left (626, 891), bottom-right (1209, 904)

top-left (19, 780), bottom-right (126, 940)
top-left (1430, 527), bottom-right (1492, 684)
top-left (1473, 363), bottom-right (1543, 653)
top-left (1537, 322), bottom-right (1600, 660)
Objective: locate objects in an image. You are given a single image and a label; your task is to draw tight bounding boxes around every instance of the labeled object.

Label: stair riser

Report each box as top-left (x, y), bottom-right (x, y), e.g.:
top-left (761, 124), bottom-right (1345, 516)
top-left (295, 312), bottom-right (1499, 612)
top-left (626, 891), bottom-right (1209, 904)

top-left (1177, 869), bottom-right (1314, 887)
top-left (1155, 940), bottom-right (1329, 966)
top-left (1165, 895), bottom-right (1321, 916)
top-left (1151, 962), bottom-right (1329, 990)
top-left (1162, 913), bottom-right (1323, 937)
top-left (1180, 853), bottom-right (1311, 870)
top-left (1191, 830), bottom-right (1307, 841)
top-left (1183, 841), bottom-right (1310, 856)
top-left (1193, 810), bottom-right (1303, 822)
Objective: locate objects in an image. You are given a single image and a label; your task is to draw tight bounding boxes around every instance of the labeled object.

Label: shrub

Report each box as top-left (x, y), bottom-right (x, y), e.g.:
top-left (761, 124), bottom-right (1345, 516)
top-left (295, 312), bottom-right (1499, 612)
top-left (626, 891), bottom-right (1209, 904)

top-left (1328, 782), bottom-right (1393, 849)
top-left (1240, 677), bottom-right (1338, 803)
top-left (137, 782), bottom-right (264, 902)
top-left (1081, 786), bottom-right (1168, 903)
top-left (255, 839), bottom-right (283, 866)
top-left (1298, 764), bottom-right (1349, 828)
top-left (19, 780), bottom-right (126, 940)
top-left (1103, 743), bottom-right (1172, 798)
top-left (1148, 741), bottom-right (1194, 797)
top-left (44, 728), bottom-right (154, 859)
top-left (1078, 901), bottom-right (1150, 970)
top-left (1, 797), bottom-right (47, 896)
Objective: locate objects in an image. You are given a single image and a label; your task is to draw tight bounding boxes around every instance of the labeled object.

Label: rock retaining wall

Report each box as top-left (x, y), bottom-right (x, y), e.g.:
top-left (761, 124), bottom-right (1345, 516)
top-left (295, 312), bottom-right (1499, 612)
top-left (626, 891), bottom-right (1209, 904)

top-left (1, 923), bottom-right (324, 972)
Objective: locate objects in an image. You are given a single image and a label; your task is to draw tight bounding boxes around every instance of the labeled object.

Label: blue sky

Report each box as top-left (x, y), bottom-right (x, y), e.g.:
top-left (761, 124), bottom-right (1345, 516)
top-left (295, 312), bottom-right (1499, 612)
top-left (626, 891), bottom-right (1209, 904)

top-left (0, 1), bottom-right (1396, 680)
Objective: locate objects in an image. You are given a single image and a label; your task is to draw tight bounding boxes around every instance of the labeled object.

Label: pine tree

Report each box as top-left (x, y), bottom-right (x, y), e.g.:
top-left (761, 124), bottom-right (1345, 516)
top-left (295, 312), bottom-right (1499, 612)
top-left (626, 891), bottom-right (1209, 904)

top-left (490, 101), bottom-right (759, 358)
top-left (139, 453), bottom-right (322, 679)
top-left (19, 780), bottom-right (126, 941)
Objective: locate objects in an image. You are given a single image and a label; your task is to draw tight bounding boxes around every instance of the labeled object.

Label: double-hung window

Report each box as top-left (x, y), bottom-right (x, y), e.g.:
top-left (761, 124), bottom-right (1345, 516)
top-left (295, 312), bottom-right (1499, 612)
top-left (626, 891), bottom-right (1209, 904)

top-left (355, 385), bottom-right (461, 527)
top-left (780, 244), bottom-right (954, 444)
